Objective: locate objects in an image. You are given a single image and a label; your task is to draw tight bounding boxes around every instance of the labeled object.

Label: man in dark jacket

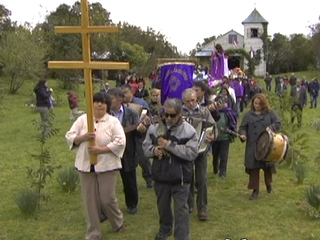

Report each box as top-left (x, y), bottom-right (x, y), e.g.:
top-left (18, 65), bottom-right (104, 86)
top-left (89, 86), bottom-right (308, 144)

top-left (143, 98), bottom-right (198, 240)
top-left (290, 79), bottom-right (307, 126)
top-left (108, 88), bottom-right (146, 215)
top-left (120, 84), bottom-right (153, 188)
top-left (309, 78), bottom-right (319, 108)
top-left (33, 79), bottom-right (53, 131)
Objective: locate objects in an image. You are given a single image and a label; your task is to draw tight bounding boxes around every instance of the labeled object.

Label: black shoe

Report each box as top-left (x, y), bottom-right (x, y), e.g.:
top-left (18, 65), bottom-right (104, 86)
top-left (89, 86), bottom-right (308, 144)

top-left (100, 213), bottom-right (108, 223)
top-left (155, 230), bottom-right (172, 240)
top-left (266, 185), bottom-right (274, 194)
top-left (127, 207), bottom-right (137, 214)
top-left (249, 189), bottom-right (259, 200)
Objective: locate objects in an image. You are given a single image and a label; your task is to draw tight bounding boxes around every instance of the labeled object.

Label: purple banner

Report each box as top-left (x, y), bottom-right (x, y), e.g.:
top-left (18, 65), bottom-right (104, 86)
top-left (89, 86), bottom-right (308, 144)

top-left (160, 63), bottom-right (194, 104)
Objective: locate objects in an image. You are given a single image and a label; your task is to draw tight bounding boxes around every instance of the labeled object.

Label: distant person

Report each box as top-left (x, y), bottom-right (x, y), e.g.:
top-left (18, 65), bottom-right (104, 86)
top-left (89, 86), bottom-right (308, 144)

top-left (275, 78), bottom-right (287, 98)
top-left (289, 73), bottom-right (297, 86)
top-left (290, 79), bottom-right (307, 126)
top-left (264, 73), bottom-right (272, 91)
top-left (309, 78), bottom-right (319, 108)
top-left (100, 82), bottom-right (110, 93)
top-left (67, 92), bottom-right (84, 120)
top-left (135, 81), bottom-right (149, 100)
top-left (33, 79), bottom-right (53, 130)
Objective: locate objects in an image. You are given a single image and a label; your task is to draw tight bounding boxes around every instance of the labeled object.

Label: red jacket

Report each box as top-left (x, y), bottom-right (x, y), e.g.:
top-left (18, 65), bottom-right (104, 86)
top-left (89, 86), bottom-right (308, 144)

top-left (68, 93), bottom-right (79, 109)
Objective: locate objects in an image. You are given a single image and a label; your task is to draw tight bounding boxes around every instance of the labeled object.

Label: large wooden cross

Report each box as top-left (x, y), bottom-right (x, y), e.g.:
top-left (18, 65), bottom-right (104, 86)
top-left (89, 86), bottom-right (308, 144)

top-left (48, 0), bottom-right (129, 165)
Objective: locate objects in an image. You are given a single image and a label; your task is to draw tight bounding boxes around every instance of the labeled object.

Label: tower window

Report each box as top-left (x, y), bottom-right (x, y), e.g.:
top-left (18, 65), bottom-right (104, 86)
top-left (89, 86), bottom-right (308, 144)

top-left (250, 28), bottom-right (258, 38)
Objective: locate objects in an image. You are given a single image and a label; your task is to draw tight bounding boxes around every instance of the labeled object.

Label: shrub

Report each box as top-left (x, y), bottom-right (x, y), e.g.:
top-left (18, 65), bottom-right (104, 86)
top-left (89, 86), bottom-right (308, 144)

top-left (311, 119), bottom-right (320, 131)
top-left (304, 184), bottom-right (320, 219)
top-left (56, 167), bottom-right (79, 193)
top-left (14, 189), bottom-right (40, 215)
top-left (292, 162), bottom-right (308, 184)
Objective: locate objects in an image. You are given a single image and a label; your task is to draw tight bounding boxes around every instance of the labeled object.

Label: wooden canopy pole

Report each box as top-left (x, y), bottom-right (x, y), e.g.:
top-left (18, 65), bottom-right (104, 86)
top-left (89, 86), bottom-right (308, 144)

top-left (48, 0), bottom-right (129, 165)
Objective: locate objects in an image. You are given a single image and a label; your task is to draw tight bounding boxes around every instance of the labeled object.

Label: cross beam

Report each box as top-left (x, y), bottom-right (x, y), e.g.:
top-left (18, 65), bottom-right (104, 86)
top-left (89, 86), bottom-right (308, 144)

top-left (48, 0), bottom-right (129, 165)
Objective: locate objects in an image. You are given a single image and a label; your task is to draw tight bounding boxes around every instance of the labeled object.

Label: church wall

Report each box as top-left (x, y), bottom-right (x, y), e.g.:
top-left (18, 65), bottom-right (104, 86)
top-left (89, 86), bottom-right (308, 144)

top-left (202, 30), bottom-right (244, 51)
top-left (243, 23), bottom-right (267, 77)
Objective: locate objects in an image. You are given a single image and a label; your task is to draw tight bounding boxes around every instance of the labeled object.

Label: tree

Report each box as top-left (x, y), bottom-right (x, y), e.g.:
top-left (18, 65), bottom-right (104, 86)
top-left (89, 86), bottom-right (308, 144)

top-left (267, 33), bottom-right (291, 74)
top-left (0, 26), bottom-right (46, 94)
top-left (39, 3), bottom-right (83, 84)
top-left (35, 2), bottom-right (180, 79)
top-left (289, 34), bottom-right (313, 71)
top-left (0, 4), bottom-right (15, 39)
top-left (108, 41), bottom-right (148, 73)
top-left (309, 17), bottom-right (320, 69)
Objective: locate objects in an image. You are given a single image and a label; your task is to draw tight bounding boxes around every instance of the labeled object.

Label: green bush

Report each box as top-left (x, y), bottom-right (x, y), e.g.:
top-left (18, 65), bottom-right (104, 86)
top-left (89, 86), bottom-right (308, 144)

top-left (311, 119), bottom-right (320, 131)
top-left (304, 184), bottom-right (320, 219)
top-left (292, 162), bottom-right (308, 184)
top-left (56, 167), bottom-right (79, 193)
top-left (14, 189), bottom-right (40, 215)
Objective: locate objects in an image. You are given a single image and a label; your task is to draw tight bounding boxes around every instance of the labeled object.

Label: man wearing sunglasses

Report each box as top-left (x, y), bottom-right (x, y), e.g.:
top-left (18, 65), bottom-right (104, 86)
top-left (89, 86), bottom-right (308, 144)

top-left (142, 98), bottom-right (198, 240)
top-left (181, 88), bottom-right (217, 221)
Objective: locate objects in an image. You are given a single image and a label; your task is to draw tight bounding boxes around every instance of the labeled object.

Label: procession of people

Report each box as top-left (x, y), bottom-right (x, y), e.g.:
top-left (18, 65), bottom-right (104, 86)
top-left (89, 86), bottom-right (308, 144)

top-left (41, 61), bottom-right (320, 240)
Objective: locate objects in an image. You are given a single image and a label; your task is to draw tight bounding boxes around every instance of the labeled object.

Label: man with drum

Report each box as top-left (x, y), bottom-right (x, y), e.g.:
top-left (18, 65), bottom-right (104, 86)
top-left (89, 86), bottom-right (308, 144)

top-left (182, 88), bottom-right (217, 221)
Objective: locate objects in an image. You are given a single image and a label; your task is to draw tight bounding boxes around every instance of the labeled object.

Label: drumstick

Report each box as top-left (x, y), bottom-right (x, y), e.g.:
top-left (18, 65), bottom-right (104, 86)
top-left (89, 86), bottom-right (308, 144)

top-left (219, 127), bottom-right (241, 137)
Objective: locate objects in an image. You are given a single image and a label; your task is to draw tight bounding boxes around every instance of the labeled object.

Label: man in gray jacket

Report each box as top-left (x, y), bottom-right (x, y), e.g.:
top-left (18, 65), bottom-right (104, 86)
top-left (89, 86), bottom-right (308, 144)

top-left (290, 79), bottom-right (307, 127)
top-left (181, 88), bottom-right (217, 221)
top-left (142, 98), bottom-right (198, 240)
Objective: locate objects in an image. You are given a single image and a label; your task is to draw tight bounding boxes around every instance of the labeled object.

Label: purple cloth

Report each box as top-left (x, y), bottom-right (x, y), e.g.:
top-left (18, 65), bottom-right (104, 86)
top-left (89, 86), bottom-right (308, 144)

top-left (220, 107), bottom-right (237, 131)
top-left (210, 52), bottom-right (225, 80)
top-left (233, 82), bottom-right (245, 98)
top-left (160, 63), bottom-right (194, 104)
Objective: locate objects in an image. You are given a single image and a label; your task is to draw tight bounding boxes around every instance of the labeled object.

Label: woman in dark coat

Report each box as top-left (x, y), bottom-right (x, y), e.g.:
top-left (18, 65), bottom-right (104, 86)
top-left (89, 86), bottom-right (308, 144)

top-left (33, 79), bottom-right (53, 129)
top-left (239, 93), bottom-right (281, 200)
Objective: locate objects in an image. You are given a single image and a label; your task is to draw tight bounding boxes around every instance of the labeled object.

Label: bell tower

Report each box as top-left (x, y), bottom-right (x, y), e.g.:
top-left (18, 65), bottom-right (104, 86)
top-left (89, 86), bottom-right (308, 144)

top-left (242, 8), bottom-right (268, 77)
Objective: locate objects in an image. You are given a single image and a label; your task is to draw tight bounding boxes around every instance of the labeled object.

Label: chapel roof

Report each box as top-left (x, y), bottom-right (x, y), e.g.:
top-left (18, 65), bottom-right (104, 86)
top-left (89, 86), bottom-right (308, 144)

top-left (242, 8), bottom-right (268, 24)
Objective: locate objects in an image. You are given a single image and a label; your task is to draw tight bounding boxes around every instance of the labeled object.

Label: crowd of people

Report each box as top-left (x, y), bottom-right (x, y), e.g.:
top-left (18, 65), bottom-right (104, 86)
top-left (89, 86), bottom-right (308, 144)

top-left (32, 68), bottom-right (319, 240)
top-left (264, 72), bottom-right (319, 126)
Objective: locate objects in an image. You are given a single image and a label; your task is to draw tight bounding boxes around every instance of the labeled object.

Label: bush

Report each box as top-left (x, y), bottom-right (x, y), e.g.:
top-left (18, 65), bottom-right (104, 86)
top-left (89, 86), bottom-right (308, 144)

top-left (304, 184), bottom-right (320, 219)
top-left (14, 189), bottom-right (40, 215)
top-left (56, 167), bottom-right (79, 193)
top-left (292, 162), bottom-right (308, 184)
top-left (311, 119), bottom-right (320, 131)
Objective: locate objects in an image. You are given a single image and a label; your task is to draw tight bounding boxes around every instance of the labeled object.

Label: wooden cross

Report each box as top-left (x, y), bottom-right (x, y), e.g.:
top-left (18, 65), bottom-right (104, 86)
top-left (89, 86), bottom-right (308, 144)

top-left (48, 0), bottom-right (129, 165)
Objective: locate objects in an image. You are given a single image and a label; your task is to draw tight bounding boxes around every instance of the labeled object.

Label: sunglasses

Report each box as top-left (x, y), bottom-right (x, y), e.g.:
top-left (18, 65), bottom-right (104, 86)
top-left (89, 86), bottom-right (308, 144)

top-left (164, 113), bottom-right (178, 118)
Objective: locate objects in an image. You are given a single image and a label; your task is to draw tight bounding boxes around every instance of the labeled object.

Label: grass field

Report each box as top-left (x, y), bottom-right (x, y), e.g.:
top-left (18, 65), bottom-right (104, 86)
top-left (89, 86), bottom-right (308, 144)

top-left (0, 72), bottom-right (320, 240)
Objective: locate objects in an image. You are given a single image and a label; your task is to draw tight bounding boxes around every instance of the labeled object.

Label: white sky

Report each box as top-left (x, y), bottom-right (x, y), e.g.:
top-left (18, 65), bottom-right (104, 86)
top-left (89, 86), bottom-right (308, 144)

top-left (2, 0), bottom-right (320, 54)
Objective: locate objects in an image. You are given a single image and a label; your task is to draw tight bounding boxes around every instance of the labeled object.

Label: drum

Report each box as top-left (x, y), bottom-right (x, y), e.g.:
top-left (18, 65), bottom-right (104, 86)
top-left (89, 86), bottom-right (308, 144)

top-left (255, 129), bottom-right (289, 164)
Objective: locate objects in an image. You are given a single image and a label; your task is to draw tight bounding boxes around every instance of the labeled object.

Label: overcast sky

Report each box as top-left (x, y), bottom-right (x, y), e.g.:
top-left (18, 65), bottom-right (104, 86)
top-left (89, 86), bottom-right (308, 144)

top-left (2, 0), bottom-right (320, 53)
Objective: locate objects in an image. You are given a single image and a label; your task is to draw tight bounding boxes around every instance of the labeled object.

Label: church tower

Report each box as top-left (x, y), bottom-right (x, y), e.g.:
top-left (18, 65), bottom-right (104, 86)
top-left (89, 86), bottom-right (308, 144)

top-left (242, 8), bottom-right (268, 77)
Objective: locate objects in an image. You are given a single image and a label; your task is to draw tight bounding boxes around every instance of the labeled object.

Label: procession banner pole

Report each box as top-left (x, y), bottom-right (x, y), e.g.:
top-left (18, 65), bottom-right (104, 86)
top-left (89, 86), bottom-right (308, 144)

top-left (48, 0), bottom-right (129, 164)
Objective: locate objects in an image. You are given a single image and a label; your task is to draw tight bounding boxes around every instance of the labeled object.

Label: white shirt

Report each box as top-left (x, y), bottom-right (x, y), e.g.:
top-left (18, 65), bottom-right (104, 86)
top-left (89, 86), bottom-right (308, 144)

top-left (228, 87), bottom-right (236, 103)
top-left (65, 113), bottom-right (126, 172)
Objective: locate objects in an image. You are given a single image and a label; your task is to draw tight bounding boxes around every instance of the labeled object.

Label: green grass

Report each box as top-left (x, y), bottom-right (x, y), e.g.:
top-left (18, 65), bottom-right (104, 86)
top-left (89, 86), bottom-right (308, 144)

top-left (1, 74), bottom-right (320, 240)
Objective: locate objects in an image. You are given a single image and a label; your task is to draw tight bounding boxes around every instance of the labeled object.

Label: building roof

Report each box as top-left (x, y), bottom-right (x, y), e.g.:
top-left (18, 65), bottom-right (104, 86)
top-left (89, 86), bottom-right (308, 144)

top-left (242, 8), bottom-right (268, 24)
top-left (195, 50), bottom-right (212, 57)
top-left (221, 29), bottom-right (244, 38)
